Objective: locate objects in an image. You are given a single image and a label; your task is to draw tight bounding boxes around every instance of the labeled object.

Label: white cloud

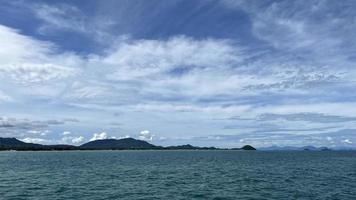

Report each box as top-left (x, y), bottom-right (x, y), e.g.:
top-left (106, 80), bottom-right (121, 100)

top-left (62, 131), bottom-right (71, 135)
top-left (21, 137), bottom-right (51, 144)
top-left (27, 130), bottom-right (41, 134)
top-left (325, 136), bottom-right (335, 144)
top-left (27, 130), bottom-right (49, 136)
top-left (118, 135), bottom-right (131, 139)
top-left (90, 132), bottom-right (108, 141)
top-left (58, 36), bottom-right (271, 106)
top-left (0, 24), bottom-right (52, 64)
top-left (101, 36), bottom-right (244, 80)
top-left (342, 139), bottom-right (352, 144)
top-left (2, 23), bottom-right (347, 116)
top-left (138, 130), bottom-right (154, 141)
top-left (0, 63), bottom-right (76, 84)
top-left (61, 135), bottom-right (85, 144)
top-left (0, 25), bottom-right (80, 85)
top-left (73, 35), bottom-right (350, 106)
top-left (71, 136), bottom-right (85, 144)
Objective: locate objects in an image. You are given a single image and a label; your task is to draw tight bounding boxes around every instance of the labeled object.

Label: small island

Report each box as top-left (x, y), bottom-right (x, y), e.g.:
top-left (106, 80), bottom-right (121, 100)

top-left (0, 137), bottom-right (256, 151)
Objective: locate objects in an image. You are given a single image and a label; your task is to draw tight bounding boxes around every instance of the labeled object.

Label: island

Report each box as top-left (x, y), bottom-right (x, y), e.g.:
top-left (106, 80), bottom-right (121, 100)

top-left (0, 137), bottom-right (256, 151)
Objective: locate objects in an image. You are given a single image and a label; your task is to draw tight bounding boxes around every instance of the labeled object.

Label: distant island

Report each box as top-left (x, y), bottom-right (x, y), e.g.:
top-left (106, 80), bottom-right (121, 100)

top-left (259, 145), bottom-right (333, 151)
top-left (0, 137), bottom-right (256, 151)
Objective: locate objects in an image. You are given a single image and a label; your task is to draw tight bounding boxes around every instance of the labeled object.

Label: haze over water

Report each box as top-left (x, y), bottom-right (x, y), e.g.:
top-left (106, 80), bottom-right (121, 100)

top-left (1, 151), bottom-right (355, 200)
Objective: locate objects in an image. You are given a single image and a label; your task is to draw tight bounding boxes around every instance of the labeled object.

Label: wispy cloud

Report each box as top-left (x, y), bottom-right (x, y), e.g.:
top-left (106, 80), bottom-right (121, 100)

top-left (0, 24), bottom-right (80, 85)
top-left (258, 113), bottom-right (356, 123)
top-left (33, 3), bottom-right (116, 44)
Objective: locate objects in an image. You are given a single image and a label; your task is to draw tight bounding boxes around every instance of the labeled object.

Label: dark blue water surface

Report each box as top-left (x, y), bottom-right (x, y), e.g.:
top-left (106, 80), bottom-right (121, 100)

top-left (0, 151), bottom-right (355, 200)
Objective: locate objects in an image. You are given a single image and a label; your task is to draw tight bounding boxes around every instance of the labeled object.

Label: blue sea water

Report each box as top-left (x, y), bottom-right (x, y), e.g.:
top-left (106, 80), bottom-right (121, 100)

top-left (0, 150), bottom-right (355, 200)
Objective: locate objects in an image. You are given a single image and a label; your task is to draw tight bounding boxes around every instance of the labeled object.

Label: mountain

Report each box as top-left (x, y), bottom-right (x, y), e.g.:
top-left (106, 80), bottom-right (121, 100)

top-left (318, 147), bottom-right (332, 151)
top-left (0, 137), bottom-right (256, 151)
top-left (231, 145), bottom-right (257, 151)
top-left (166, 144), bottom-right (217, 150)
top-left (0, 137), bottom-right (43, 150)
top-left (0, 138), bottom-right (77, 150)
top-left (80, 138), bottom-right (159, 150)
top-left (302, 146), bottom-right (332, 151)
top-left (0, 137), bottom-right (30, 147)
top-left (241, 145), bottom-right (256, 150)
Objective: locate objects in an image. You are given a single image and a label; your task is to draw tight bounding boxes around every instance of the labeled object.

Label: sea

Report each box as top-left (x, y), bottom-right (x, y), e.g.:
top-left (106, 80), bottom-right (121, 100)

top-left (0, 150), bottom-right (355, 200)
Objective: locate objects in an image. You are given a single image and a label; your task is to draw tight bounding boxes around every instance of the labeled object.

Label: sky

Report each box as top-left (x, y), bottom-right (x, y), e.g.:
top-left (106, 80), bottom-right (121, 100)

top-left (0, 0), bottom-right (356, 148)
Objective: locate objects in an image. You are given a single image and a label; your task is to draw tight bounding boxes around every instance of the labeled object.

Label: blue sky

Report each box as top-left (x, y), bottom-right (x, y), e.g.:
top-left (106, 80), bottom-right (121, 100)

top-left (0, 0), bottom-right (356, 148)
